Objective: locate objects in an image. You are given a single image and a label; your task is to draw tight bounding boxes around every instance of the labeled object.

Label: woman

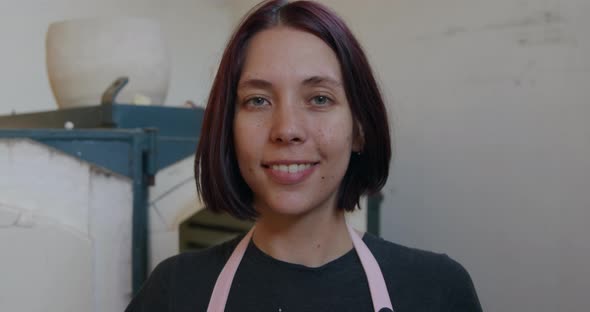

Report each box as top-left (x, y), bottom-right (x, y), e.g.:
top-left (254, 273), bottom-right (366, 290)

top-left (126, 1), bottom-right (482, 311)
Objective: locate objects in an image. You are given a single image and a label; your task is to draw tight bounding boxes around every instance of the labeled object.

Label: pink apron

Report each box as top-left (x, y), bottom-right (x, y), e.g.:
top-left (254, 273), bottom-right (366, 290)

top-left (206, 222), bottom-right (394, 312)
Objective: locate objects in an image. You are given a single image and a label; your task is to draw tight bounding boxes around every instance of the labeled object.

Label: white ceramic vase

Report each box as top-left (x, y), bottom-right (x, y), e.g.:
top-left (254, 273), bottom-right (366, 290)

top-left (46, 17), bottom-right (170, 108)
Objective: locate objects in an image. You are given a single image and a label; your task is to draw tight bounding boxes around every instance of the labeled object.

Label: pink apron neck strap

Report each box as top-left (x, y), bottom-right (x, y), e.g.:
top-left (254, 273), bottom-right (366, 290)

top-left (207, 224), bottom-right (394, 312)
top-left (345, 222), bottom-right (394, 312)
top-left (206, 228), bottom-right (253, 312)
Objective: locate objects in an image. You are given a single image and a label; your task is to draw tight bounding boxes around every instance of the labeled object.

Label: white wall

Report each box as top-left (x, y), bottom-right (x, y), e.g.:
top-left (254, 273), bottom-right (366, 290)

top-left (0, 0), bottom-right (234, 115)
top-left (323, 1), bottom-right (589, 312)
top-left (234, 1), bottom-right (590, 311)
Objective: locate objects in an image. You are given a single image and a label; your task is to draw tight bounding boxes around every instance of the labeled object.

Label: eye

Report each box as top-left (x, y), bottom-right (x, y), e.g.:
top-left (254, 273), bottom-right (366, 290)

top-left (244, 96), bottom-right (270, 107)
top-left (310, 95), bottom-right (332, 106)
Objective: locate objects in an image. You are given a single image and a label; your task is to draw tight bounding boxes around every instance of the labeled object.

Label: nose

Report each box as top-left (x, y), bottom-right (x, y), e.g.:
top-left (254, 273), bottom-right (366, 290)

top-left (269, 100), bottom-right (306, 145)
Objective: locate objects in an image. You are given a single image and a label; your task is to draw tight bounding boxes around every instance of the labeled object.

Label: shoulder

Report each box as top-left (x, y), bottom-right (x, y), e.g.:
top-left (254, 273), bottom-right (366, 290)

top-left (169, 234), bottom-right (241, 271)
top-left (125, 236), bottom-right (243, 312)
top-left (362, 233), bottom-right (482, 311)
top-left (161, 235), bottom-right (243, 293)
top-left (362, 232), bottom-right (458, 275)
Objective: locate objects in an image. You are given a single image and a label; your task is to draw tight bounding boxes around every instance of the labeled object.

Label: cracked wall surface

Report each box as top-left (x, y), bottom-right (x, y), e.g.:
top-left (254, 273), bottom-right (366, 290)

top-left (0, 139), bottom-right (132, 312)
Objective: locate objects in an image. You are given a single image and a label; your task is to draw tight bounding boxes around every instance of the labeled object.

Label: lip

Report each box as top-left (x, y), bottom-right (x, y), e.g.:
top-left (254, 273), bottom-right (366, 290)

top-left (262, 161), bottom-right (319, 185)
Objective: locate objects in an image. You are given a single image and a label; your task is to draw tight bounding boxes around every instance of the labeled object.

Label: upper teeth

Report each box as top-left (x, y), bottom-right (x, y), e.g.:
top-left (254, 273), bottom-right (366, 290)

top-left (272, 164), bottom-right (312, 173)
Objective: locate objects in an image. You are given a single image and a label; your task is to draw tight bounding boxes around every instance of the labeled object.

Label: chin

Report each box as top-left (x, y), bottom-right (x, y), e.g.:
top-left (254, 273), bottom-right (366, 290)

top-left (259, 203), bottom-right (313, 218)
top-left (256, 195), bottom-right (334, 220)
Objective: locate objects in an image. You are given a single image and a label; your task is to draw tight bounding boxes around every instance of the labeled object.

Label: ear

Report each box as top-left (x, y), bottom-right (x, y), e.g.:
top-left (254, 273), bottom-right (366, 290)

top-left (352, 121), bottom-right (365, 153)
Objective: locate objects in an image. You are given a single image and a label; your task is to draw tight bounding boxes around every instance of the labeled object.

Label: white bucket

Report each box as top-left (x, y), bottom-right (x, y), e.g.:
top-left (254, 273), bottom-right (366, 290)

top-left (46, 17), bottom-right (170, 108)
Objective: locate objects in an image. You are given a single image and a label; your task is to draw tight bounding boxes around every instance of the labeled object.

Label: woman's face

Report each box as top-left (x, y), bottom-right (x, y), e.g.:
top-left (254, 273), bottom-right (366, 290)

top-left (233, 26), bottom-right (361, 218)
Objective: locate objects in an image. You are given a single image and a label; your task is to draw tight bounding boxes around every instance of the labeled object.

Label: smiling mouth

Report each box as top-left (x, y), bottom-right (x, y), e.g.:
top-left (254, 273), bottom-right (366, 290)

top-left (261, 162), bottom-right (319, 185)
top-left (262, 162), bottom-right (320, 173)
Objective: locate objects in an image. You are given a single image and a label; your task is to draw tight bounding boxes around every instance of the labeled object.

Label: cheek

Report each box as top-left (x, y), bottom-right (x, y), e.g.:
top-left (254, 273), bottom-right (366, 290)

top-left (317, 112), bottom-right (354, 160)
top-left (314, 125), bottom-right (354, 183)
top-left (234, 134), bottom-right (258, 188)
top-left (234, 114), bottom-right (269, 180)
top-left (314, 121), bottom-right (354, 155)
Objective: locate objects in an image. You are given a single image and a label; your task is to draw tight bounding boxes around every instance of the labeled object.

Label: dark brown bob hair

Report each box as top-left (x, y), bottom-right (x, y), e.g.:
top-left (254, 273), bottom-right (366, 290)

top-left (195, 0), bottom-right (391, 220)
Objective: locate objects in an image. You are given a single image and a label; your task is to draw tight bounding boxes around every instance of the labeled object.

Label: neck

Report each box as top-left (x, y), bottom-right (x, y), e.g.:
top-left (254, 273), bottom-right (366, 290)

top-left (252, 208), bottom-right (353, 268)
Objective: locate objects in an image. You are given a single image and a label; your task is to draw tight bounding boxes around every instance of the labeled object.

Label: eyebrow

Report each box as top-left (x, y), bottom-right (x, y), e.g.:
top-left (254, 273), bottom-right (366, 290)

top-left (237, 78), bottom-right (273, 90)
top-left (301, 75), bottom-right (342, 87)
top-left (237, 75), bottom-right (343, 90)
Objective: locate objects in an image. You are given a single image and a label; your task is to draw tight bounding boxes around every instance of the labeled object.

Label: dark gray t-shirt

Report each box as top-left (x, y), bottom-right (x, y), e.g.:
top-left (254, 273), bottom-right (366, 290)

top-left (125, 232), bottom-right (482, 311)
